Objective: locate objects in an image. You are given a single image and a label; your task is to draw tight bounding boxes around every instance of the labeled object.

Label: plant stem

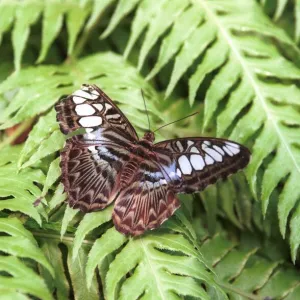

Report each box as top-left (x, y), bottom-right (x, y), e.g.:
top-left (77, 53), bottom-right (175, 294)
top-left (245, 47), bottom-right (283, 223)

top-left (32, 231), bottom-right (94, 246)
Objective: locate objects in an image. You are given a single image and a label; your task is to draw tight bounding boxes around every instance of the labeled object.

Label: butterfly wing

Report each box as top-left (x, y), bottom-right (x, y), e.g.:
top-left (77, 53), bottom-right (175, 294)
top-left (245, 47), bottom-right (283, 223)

top-left (154, 137), bottom-right (251, 193)
top-left (55, 84), bottom-right (138, 140)
top-left (56, 84), bottom-right (136, 211)
top-left (112, 160), bottom-right (180, 236)
top-left (61, 136), bottom-right (127, 211)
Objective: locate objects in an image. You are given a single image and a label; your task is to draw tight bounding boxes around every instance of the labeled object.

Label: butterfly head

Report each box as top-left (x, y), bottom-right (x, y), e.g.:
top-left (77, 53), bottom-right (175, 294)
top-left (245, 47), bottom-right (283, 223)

top-left (143, 131), bottom-right (155, 143)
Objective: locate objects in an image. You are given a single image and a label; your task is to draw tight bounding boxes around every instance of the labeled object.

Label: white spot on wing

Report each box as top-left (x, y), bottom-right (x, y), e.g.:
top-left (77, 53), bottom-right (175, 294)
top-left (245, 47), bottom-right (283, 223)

top-left (73, 96), bottom-right (85, 104)
top-left (90, 89), bottom-right (100, 96)
top-left (190, 146), bottom-right (200, 153)
top-left (85, 128), bottom-right (95, 139)
top-left (204, 141), bottom-right (211, 146)
top-left (105, 103), bottom-right (112, 111)
top-left (204, 148), bottom-right (223, 162)
top-left (93, 104), bottom-right (103, 111)
top-left (187, 140), bottom-right (194, 147)
top-left (75, 104), bottom-right (96, 116)
top-left (213, 145), bottom-right (225, 155)
top-left (226, 144), bottom-right (240, 154)
top-left (159, 179), bottom-right (167, 185)
top-left (178, 155), bottom-right (192, 175)
top-left (169, 171), bottom-right (176, 178)
top-left (79, 116), bottom-right (102, 127)
top-left (88, 146), bottom-right (101, 160)
top-left (226, 141), bottom-right (240, 149)
top-left (107, 114), bottom-right (120, 120)
top-left (190, 154), bottom-right (205, 170)
top-left (223, 146), bottom-right (234, 156)
top-left (73, 89), bottom-right (98, 100)
top-left (176, 168), bottom-right (182, 177)
top-left (176, 141), bottom-right (184, 152)
top-left (204, 154), bottom-right (214, 165)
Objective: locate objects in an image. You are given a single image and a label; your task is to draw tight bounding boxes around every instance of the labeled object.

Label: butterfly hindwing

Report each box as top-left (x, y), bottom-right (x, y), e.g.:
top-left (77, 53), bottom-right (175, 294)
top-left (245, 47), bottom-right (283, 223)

top-left (112, 160), bottom-right (180, 236)
top-left (154, 137), bottom-right (251, 193)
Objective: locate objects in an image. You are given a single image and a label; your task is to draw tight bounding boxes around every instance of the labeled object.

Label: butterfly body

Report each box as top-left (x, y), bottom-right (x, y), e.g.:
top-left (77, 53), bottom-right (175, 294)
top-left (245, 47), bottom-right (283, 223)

top-left (56, 84), bottom-right (250, 236)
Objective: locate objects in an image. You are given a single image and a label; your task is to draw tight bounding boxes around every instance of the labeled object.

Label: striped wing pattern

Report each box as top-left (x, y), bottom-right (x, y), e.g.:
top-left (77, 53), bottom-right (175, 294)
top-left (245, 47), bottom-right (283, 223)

top-left (56, 84), bottom-right (251, 236)
top-left (113, 160), bottom-right (180, 236)
top-left (60, 135), bottom-right (127, 212)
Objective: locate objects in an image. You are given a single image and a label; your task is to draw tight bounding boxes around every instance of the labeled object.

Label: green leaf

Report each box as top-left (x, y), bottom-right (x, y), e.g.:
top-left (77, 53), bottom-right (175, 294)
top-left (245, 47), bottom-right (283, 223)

top-left (101, 0), bottom-right (139, 38)
top-left (39, 240), bottom-right (70, 300)
top-left (86, 227), bottom-right (127, 288)
top-left (0, 52), bottom-right (163, 135)
top-left (37, 0), bottom-right (65, 63)
top-left (0, 147), bottom-right (45, 225)
top-left (61, 205), bottom-right (79, 239)
top-left (138, 0), bottom-right (189, 70)
top-left (48, 183), bottom-right (66, 211)
top-left (66, 2), bottom-right (91, 55)
top-left (42, 157), bottom-right (60, 196)
top-left (0, 217), bottom-right (36, 244)
top-left (0, 1), bottom-right (16, 45)
top-left (72, 207), bottom-right (113, 260)
top-left (12, 0), bottom-right (42, 70)
top-left (0, 256), bottom-right (52, 300)
top-left (18, 110), bottom-right (60, 169)
top-left (0, 219), bottom-right (54, 277)
top-left (67, 244), bottom-right (100, 300)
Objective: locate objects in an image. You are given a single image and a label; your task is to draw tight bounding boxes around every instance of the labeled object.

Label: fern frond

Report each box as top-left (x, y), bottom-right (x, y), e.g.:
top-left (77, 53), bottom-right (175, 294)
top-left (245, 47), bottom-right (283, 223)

top-left (70, 210), bottom-right (225, 299)
top-left (0, 146), bottom-right (45, 224)
top-left (0, 217), bottom-right (53, 299)
top-left (120, 0), bottom-right (300, 258)
top-left (0, 0), bottom-right (102, 70)
top-left (36, 238), bottom-right (101, 299)
top-left (259, 0), bottom-right (300, 43)
top-left (201, 232), bottom-right (300, 299)
top-left (0, 52), bottom-right (164, 171)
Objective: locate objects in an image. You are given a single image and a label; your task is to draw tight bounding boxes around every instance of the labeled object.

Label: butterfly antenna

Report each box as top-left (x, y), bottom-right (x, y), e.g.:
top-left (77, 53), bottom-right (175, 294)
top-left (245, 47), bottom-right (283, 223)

top-left (141, 89), bottom-right (151, 131)
top-left (153, 111), bottom-right (199, 133)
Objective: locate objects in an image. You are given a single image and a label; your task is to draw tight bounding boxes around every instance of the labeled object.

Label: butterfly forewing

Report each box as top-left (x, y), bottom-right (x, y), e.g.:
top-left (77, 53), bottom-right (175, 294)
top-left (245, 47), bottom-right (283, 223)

top-left (154, 138), bottom-right (250, 193)
top-left (55, 84), bottom-right (138, 140)
top-left (56, 85), bottom-right (136, 211)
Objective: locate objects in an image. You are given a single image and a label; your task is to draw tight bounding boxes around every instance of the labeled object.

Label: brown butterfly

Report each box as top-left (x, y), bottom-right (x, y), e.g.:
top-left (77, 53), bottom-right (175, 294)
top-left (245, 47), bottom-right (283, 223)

top-left (55, 84), bottom-right (250, 236)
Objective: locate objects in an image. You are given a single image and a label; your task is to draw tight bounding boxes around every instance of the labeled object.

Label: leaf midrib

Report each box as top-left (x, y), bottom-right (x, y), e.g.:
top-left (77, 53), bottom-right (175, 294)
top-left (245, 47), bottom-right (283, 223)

top-left (199, 0), bottom-right (300, 175)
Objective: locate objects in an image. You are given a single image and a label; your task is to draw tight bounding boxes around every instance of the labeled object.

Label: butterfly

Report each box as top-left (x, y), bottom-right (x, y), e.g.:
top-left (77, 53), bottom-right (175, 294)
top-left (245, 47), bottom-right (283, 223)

top-left (55, 84), bottom-right (251, 236)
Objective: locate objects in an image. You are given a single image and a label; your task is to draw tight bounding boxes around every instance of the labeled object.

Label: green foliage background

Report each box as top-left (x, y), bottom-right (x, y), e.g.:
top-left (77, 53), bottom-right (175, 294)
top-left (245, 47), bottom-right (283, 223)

top-left (0, 0), bottom-right (300, 299)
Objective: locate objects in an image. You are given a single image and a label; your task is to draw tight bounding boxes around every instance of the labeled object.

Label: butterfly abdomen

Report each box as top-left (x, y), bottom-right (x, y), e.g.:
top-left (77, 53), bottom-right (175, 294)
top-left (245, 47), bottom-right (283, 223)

top-left (120, 160), bottom-right (139, 187)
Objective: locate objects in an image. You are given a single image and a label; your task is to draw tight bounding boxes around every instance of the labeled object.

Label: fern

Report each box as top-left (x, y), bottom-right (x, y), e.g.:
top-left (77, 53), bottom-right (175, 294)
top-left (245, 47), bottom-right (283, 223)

top-left (259, 0), bottom-right (300, 43)
top-left (1, 0), bottom-right (300, 298)
top-left (201, 232), bottom-right (300, 299)
top-left (0, 216), bottom-right (53, 299)
top-left (106, 0), bottom-right (300, 259)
